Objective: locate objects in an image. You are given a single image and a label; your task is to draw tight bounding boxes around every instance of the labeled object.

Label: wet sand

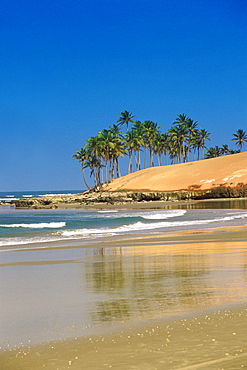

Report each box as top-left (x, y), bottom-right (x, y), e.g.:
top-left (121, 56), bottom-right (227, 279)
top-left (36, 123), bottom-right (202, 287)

top-left (1, 225), bottom-right (247, 369)
top-left (2, 304), bottom-right (247, 369)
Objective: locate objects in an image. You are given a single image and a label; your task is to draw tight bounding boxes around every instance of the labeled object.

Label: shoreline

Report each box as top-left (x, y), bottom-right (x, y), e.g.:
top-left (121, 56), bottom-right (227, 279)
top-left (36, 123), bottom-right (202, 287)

top-left (1, 224), bottom-right (246, 253)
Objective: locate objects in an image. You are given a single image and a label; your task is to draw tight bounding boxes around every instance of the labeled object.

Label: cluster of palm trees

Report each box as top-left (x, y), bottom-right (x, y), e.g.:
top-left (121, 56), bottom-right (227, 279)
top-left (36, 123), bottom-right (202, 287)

top-left (205, 129), bottom-right (247, 159)
top-left (73, 111), bottom-right (210, 189)
top-left (205, 145), bottom-right (239, 159)
top-left (73, 111), bottom-right (246, 190)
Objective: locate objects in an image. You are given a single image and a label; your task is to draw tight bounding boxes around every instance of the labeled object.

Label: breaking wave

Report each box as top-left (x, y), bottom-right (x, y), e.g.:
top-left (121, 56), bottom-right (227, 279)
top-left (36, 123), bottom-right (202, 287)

top-left (141, 210), bottom-right (186, 219)
top-left (57, 211), bottom-right (247, 238)
top-left (0, 222), bottom-right (66, 229)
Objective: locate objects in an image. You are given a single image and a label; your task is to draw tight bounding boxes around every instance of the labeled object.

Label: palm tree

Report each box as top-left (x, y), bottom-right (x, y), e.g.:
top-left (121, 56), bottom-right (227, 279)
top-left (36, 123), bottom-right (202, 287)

top-left (161, 133), bottom-right (170, 165)
top-left (153, 133), bottom-right (169, 166)
top-left (168, 143), bottom-right (179, 164)
top-left (109, 124), bottom-right (123, 137)
top-left (204, 146), bottom-right (222, 159)
top-left (88, 155), bottom-right (103, 188)
top-left (117, 110), bottom-right (135, 131)
top-left (124, 130), bottom-right (137, 174)
top-left (97, 129), bottom-right (116, 183)
top-left (142, 121), bottom-right (160, 167)
top-left (110, 138), bottom-right (127, 179)
top-left (131, 121), bottom-right (144, 170)
top-left (185, 119), bottom-right (199, 161)
top-left (195, 129), bottom-right (211, 160)
top-left (72, 148), bottom-right (91, 190)
top-left (109, 124), bottom-right (125, 178)
top-left (221, 144), bottom-right (230, 155)
top-left (168, 124), bottom-right (189, 163)
top-left (172, 114), bottom-right (190, 127)
top-left (85, 136), bottom-right (104, 184)
top-left (231, 129), bottom-right (247, 152)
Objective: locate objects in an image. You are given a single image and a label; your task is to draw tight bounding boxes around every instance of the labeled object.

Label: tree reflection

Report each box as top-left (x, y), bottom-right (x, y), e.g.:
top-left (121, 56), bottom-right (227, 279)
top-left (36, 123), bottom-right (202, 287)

top-left (85, 247), bottom-right (210, 323)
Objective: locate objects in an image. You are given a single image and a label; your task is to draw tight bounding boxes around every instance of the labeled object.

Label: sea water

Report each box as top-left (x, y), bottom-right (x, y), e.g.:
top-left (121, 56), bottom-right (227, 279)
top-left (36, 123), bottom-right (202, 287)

top-left (0, 189), bottom-right (82, 202)
top-left (0, 195), bottom-right (247, 251)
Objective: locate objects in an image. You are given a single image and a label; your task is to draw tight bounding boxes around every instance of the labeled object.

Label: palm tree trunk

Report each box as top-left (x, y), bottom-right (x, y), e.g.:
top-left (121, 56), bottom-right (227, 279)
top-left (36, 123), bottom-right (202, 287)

top-left (105, 160), bottom-right (109, 183)
top-left (149, 148), bottom-right (154, 167)
top-left (109, 158), bottom-right (114, 181)
top-left (82, 168), bottom-right (91, 190)
top-left (115, 158), bottom-right (121, 177)
top-left (144, 148), bottom-right (147, 169)
top-left (128, 150), bottom-right (133, 174)
top-left (158, 152), bottom-right (162, 166)
top-left (137, 150), bottom-right (141, 170)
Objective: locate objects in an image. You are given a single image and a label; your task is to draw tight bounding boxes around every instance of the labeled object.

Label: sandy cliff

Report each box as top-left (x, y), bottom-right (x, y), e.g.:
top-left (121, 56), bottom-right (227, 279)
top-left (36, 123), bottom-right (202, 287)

top-left (103, 152), bottom-right (247, 192)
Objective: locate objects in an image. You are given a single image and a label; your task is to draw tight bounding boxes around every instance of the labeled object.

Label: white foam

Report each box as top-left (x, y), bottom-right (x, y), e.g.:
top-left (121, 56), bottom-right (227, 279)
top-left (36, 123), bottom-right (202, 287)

top-left (38, 193), bottom-right (72, 197)
top-left (0, 235), bottom-right (68, 248)
top-left (0, 198), bottom-right (19, 201)
top-left (57, 211), bottom-right (247, 238)
top-left (97, 210), bottom-right (119, 213)
top-left (142, 210), bottom-right (186, 219)
top-left (95, 209), bottom-right (186, 220)
top-left (0, 222), bottom-right (66, 229)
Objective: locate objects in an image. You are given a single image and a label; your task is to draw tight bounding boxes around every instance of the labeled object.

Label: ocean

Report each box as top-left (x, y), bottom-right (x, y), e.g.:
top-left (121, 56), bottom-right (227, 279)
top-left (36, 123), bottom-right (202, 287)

top-left (0, 189), bottom-right (82, 202)
top-left (0, 190), bottom-right (247, 251)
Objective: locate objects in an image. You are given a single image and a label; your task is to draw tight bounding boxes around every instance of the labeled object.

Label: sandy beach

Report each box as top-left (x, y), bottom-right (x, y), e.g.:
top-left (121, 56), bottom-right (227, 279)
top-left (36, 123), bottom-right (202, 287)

top-left (1, 210), bottom-right (247, 369)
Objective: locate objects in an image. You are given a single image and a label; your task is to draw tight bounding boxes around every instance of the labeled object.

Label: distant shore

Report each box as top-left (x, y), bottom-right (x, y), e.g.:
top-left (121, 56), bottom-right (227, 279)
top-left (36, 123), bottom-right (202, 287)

top-left (1, 189), bottom-right (246, 209)
top-left (1, 151), bottom-right (246, 209)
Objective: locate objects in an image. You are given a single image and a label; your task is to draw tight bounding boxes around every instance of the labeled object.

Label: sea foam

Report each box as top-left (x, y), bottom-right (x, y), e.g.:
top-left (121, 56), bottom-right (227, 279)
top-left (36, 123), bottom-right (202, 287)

top-left (141, 210), bottom-right (186, 219)
top-left (57, 211), bottom-right (247, 238)
top-left (0, 222), bottom-right (66, 229)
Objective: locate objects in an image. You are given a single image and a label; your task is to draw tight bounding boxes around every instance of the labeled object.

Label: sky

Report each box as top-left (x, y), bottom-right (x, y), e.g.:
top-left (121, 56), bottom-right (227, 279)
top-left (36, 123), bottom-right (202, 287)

top-left (1, 0), bottom-right (246, 191)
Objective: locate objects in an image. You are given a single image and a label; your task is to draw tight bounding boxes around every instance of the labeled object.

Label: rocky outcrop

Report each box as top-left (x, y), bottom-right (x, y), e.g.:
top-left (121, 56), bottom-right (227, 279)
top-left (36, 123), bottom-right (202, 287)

top-left (9, 191), bottom-right (135, 209)
top-left (6, 183), bottom-right (247, 209)
top-left (10, 190), bottom-right (198, 209)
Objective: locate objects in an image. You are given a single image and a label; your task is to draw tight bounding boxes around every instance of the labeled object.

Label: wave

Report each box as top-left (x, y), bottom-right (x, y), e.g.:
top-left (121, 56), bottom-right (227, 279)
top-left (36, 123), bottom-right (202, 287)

top-left (0, 235), bottom-right (68, 248)
top-left (97, 210), bottom-right (119, 213)
top-left (1, 210), bottom-right (246, 249)
top-left (38, 193), bottom-right (72, 197)
top-left (0, 198), bottom-right (19, 201)
top-left (94, 209), bottom-right (186, 220)
top-left (57, 211), bottom-right (247, 238)
top-left (0, 222), bottom-right (66, 229)
top-left (141, 210), bottom-right (186, 219)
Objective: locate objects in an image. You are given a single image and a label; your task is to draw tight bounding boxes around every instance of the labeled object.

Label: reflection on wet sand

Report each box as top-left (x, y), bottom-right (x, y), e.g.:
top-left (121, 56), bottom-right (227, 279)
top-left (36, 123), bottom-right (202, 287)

top-left (86, 239), bottom-right (247, 325)
top-left (1, 226), bottom-right (247, 369)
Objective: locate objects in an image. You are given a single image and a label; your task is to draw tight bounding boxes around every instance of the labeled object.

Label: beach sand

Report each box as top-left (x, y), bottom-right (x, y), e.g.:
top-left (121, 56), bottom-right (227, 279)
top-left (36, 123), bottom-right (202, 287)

top-left (1, 223), bottom-right (247, 369)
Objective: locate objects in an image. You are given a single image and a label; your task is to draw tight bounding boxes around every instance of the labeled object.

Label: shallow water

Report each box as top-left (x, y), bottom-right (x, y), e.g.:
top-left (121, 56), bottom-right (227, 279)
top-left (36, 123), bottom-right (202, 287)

top-left (1, 202), bottom-right (247, 249)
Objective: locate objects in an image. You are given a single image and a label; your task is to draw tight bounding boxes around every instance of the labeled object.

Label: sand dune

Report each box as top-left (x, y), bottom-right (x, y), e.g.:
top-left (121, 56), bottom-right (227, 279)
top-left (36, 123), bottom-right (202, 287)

top-left (104, 152), bottom-right (247, 192)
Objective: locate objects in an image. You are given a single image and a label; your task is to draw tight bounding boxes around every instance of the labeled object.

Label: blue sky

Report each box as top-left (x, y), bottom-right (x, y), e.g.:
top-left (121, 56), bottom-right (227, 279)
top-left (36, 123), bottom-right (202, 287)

top-left (1, 0), bottom-right (246, 191)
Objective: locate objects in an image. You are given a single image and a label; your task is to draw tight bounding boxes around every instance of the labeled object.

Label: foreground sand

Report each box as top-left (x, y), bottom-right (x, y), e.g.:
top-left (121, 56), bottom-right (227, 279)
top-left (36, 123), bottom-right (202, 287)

top-left (2, 304), bottom-right (247, 369)
top-left (1, 224), bottom-right (247, 369)
top-left (104, 151), bottom-right (247, 192)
